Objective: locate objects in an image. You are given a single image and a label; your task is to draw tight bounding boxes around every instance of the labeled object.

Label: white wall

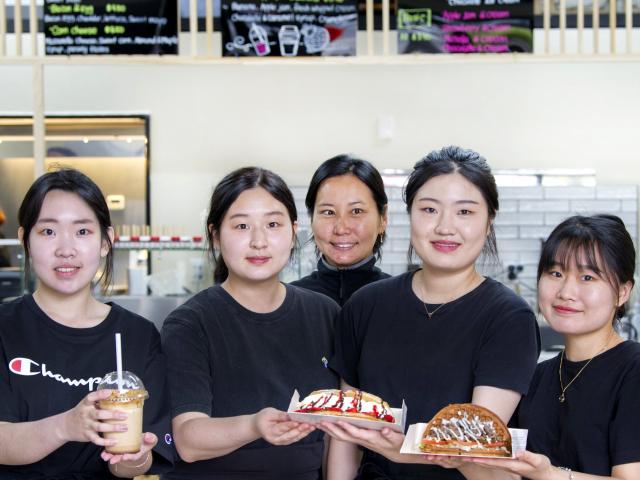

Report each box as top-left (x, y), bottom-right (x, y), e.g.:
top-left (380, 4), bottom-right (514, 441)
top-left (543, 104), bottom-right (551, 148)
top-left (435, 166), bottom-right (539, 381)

top-left (1, 59), bottom-right (639, 233)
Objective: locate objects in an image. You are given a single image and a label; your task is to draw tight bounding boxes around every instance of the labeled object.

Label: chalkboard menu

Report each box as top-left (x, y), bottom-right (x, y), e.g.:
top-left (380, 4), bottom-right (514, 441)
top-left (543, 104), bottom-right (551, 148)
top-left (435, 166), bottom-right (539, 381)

top-left (222, 0), bottom-right (357, 57)
top-left (397, 0), bottom-right (532, 54)
top-left (44, 0), bottom-right (178, 55)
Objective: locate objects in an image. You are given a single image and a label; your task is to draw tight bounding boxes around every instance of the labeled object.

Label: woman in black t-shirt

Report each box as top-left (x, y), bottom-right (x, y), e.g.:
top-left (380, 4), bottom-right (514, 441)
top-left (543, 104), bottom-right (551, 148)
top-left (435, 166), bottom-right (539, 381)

top-left (320, 146), bottom-right (540, 480)
top-left (451, 215), bottom-right (640, 480)
top-left (0, 169), bottom-right (173, 479)
top-left (291, 155), bottom-right (389, 305)
top-left (161, 167), bottom-right (339, 479)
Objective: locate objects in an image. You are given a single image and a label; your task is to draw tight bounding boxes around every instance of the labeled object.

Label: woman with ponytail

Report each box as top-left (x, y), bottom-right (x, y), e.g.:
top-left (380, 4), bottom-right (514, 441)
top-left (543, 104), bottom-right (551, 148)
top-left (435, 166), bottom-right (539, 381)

top-left (291, 154), bottom-right (389, 306)
top-left (160, 167), bottom-right (339, 479)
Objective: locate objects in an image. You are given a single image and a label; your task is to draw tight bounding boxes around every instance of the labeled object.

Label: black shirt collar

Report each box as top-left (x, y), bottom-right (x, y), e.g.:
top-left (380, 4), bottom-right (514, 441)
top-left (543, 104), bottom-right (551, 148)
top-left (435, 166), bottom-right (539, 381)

top-left (318, 255), bottom-right (377, 273)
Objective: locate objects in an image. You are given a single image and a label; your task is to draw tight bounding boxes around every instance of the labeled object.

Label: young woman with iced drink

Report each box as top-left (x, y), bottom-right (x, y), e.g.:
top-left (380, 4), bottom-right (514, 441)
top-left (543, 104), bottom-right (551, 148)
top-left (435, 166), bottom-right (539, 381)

top-left (321, 146), bottom-right (540, 480)
top-left (161, 167), bottom-right (339, 479)
top-left (0, 169), bottom-right (174, 478)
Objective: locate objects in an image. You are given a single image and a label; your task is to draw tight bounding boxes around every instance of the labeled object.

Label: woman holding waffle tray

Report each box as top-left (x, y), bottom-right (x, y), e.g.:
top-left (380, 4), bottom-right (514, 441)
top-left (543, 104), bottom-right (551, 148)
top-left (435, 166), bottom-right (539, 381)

top-left (320, 146), bottom-right (541, 480)
top-left (0, 169), bottom-right (174, 479)
top-left (438, 215), bottom-right (640, 480)
top-left (161, 167), bottom-right (340, 479)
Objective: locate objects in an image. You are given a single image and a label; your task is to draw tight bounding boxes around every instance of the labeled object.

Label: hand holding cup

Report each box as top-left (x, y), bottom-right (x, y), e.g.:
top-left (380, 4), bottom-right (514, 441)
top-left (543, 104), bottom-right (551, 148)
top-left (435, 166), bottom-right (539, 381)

top-left (59, 388), bottom-right (127, 448)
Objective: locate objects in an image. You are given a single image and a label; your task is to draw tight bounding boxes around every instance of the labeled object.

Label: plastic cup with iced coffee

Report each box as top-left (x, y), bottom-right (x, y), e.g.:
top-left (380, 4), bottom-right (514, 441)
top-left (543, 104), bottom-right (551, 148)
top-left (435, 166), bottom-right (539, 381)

top-left (97, 371), bottom-right (148, 454)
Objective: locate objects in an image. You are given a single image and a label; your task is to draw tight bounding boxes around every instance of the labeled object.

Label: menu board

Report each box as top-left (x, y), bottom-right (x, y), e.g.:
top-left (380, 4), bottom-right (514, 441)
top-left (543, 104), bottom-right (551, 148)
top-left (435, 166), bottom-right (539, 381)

top-left (44, 0), bottom-right (178, 55)
top-left (222, 0), bottom-right (357, 57)
top-left (397, 0), bottom-right (533, 54)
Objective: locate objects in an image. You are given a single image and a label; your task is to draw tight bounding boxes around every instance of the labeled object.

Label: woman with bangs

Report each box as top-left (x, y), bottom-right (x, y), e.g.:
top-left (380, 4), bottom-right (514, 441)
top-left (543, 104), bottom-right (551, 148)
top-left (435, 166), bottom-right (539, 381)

top-left (449, 214), bottom-right (640, 480)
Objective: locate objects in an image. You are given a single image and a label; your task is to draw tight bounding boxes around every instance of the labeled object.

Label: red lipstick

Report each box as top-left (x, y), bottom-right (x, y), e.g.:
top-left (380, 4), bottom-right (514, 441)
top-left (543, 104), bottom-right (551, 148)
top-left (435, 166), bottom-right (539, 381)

top-left (431, 241), bottom-right (460, 253)
top-left (247, 256), bottom-right (270, 265)
top-left (553, 305), bottom-right (581, 314)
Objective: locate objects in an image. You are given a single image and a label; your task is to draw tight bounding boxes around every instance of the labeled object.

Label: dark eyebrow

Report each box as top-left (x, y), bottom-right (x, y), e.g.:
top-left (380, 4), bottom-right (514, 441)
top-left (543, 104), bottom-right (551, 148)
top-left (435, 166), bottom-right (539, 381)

top-left (549, 261), bottom-right (600, 272)
top-left (416, 198), bottom-right (480, 205)
top-left (36, 218), bottom-right (96, 224)
top-left (228, 211), bottom-right (285, 220)
top-left (318, 201), bottom-right (364, 207)
top-left (577, 263), bottom-right (600, 272)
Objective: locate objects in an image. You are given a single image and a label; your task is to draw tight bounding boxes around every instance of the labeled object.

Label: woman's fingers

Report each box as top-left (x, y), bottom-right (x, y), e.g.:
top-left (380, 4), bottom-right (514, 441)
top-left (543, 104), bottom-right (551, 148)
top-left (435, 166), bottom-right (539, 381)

top-left (334, 421), bottom-right (397, 450)
top-left (270, 423), bottom-right (315, 445)
top-left (517, 450), bottom-right (545, 467)
top-left (269, 420), bottom-right (300, 437)
top-left (317, 421), bottom-right (353, 442)
top-left (94, 408), bottom-right (127, 421)
top-left (422, 454), bottom-right (463, 468)
top-left (86, 389), bottom-right (113, 404)
top-left (89, 431), bottom-right (115, 447)
top-left (471, 457), bottom-right (528, 474)
top-left (95, 421), bottom-right (127, 433)
top-left (335, 420), bottom-right (370, 439)
top-left (141, 432), bottom-right (158, 447)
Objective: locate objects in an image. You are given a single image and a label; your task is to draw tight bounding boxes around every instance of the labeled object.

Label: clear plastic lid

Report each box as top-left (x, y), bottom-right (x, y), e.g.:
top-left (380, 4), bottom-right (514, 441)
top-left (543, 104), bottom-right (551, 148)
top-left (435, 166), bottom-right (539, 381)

top-left (97, 371), bottom-right (148, 400)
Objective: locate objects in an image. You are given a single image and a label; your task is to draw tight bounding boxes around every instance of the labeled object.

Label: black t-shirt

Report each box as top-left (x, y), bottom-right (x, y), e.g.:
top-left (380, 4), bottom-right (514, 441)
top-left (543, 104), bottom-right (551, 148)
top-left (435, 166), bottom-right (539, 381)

top-left (0, 295), bottom-right (174, 480)
top-left (331, 271), bottom-right (540, 480)
top-left (518, 340), bottom-right (640, 476)
top-left (291, 256), bottom-right (390, 306)
top-left (160, 284), bottom-right (340, 479)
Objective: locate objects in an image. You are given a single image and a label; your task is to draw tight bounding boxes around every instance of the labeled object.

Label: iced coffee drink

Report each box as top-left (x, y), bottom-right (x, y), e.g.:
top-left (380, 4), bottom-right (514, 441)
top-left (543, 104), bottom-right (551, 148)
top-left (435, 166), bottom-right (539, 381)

top-left (97, 371), bottom-right (148, 454)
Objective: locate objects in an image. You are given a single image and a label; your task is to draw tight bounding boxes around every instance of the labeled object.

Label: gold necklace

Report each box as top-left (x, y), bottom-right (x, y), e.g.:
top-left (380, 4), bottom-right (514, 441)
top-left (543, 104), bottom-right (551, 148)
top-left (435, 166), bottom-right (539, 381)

top-left (558, 331), bottom-right (614, 403)
top-left (419, 276), bottom-right (449, 320)
top-left (417, 272), bottom-right (481, 320)
top-left (423, 301), bottom-right (447, 319)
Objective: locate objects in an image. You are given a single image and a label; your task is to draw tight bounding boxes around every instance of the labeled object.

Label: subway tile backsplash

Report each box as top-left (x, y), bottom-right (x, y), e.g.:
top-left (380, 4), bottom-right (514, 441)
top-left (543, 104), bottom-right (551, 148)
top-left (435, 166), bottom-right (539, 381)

top-left (292, 185), bottom-right (638, 308)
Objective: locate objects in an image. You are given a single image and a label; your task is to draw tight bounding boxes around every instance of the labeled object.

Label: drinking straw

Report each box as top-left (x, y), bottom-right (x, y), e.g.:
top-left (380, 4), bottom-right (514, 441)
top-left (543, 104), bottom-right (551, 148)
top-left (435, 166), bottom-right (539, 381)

top-left (115, 333), bottom-right (123, 392)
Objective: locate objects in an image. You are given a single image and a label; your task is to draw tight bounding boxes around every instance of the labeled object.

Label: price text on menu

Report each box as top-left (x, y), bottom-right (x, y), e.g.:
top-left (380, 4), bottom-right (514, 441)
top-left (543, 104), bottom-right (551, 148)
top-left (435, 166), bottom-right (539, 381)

top-left (44, 0), bottom-right (179, 55)
top-left (397, 0), bottom-right (533, 54)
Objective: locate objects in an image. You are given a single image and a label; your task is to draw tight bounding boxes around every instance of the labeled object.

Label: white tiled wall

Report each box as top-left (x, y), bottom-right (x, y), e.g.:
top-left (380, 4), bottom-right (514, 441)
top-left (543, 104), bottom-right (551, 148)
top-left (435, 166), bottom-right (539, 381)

top-left (291, 185), bottom-right (639, 307)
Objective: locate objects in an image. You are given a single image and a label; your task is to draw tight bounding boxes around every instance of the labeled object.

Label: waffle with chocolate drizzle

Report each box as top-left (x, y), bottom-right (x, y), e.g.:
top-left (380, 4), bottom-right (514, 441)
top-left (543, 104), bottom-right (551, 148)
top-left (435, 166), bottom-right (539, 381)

top-left (419, 403), bottom-right (512, 457)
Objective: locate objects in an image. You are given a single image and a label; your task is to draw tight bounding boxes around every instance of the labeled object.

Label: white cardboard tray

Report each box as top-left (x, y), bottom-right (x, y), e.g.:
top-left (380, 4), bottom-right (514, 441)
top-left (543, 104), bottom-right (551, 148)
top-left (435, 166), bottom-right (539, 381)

top-left (286, 389), bottom-right (406, 433)
top-left (400, 423), bottom-right (528, 459)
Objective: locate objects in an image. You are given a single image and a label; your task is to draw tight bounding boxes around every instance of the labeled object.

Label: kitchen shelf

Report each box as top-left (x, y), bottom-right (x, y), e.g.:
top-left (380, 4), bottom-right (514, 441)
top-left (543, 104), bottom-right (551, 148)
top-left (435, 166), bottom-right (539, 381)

top-left (113, 236), bottom-right (205, 250)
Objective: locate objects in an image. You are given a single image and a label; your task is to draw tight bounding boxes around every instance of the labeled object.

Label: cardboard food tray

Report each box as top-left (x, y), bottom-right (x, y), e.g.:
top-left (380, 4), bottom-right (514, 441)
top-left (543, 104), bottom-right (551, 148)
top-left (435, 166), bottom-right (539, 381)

top-left (287, 389), bottom-right (406, 433)
top-left (400, 423), bottom-right (528, 459)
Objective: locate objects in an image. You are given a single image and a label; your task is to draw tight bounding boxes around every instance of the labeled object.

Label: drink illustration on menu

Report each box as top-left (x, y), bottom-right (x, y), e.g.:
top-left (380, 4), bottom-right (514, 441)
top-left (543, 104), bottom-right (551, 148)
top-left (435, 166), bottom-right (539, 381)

top-left (222, 0), bottom-right (356, 56)
top-left (249, 23), bottom-right (271, 55)
top-left (278, 25), bottom-right (300, 56)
